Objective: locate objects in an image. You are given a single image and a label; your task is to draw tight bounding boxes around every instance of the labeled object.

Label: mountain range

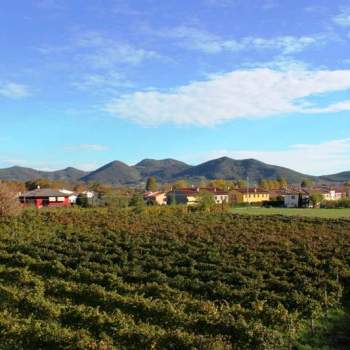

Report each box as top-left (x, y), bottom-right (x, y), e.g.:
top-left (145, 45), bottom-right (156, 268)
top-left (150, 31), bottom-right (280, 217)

top-left (0, 157), bottom-right (348, 185)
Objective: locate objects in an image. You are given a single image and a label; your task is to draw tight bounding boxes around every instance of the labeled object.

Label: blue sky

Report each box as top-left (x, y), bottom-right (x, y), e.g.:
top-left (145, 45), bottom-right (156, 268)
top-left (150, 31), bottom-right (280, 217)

top-left (1, 0), bottom-right (350, 175)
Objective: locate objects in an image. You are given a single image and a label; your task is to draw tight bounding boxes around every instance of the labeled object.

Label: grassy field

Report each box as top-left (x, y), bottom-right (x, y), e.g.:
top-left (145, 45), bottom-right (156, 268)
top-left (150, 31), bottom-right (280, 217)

top-left (231, 207), bottom-right (350, 218)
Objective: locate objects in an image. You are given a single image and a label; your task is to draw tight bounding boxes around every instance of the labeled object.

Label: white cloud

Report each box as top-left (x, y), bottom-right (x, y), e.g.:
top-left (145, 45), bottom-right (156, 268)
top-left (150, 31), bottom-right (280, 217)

top-left (161, 26), bottom-right (322, 55)
top-left (247, 36), bottom-right (318, 54)
top-left (333, 7), bottom-right (350, 27)
top-left (75, 31), bottom-right (160, 67)
top-left (74, 162), bottom-right (98, 171)
top-left (186, 139), bottom-right (350, 175)
top-left (72, 72), bottom-right (133, 91)
top-left (0, 82), bottom-right (31, 98)
top-left (305, 100), bottom-right (350, 114)
top-left (0, 157), bottom-right (98, 172)
top-left (64, 144), bottom-right (108, 152)
top-left (104, 68), bottom-right (350, 126)
top-left (37, 31), bottom-right (160, 69)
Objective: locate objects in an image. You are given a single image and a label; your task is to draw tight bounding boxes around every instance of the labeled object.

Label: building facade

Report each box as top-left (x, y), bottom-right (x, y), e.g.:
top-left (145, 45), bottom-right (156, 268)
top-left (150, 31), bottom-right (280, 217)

top-left (166, 188), bottom-right (229, 206)
top-left (144, 191), bottom-right (167, 205)
top-left (19, 188), bottom-right (70, 209)
top-left (232, 188), bottom-right (270, 203)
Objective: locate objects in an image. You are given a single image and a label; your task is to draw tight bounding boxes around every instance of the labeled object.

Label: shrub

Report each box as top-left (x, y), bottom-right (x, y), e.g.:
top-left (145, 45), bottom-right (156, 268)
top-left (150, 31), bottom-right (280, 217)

top-left (0, 183), bottom-right (21, 217)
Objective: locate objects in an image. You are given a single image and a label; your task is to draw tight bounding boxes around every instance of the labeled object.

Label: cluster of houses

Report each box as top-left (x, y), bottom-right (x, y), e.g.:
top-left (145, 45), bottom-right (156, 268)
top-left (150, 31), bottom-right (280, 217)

top-left (16, 184), bottom-right (350, 209)
top-left (18, 187), bottom-right (95, 209)
top-left (144, 185), bottom-right (350, 208)
top-left (282, 186), bottom-right (350, 208)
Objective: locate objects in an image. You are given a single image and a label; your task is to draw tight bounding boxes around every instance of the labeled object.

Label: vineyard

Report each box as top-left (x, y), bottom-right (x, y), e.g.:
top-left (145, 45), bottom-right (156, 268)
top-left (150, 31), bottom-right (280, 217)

top-left (0, 208), bottom-right (349, 349)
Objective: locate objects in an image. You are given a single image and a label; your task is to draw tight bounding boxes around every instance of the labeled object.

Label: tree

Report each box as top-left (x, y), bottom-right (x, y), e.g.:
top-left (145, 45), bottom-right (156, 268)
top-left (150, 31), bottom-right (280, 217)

top-left (277, 177), bottom-right (288, 189)
top-left (168, 193), bottom-right (177, 205)
top-left (208, 179), bottom-right (230, 190)
top-left (76, 194), bottom-right (90, 208)
top-left (259, 179), bottom-right (270, 190)
top-left (174, 180), bottom-right (188, 189)
top-left (1, 181), bottom-right (25, 193)
top-left (236, 180), bottom-right (248, 189)
top-left (25, 178), bottom-right (51, 190)
top-left (309, 192), bottom-right (323, 208)
top-left (161, 183), bottom-right (173, 192)
top-left (73, 184), bottom-right (87, 193)
top-left (146, 177), bottom-right (158, 192)
top-left (0, 184), bottom-right (20, 217)
top-left (103, 193), bottom-right (129, 208)
top-left (301, 179), bottom-right (314, 188)
top-left (198, 191), bottom-right (216, 212)
top-left (199, 178), bottom-right (207, 188)
top-left (129, 193), bottom-right (145, 213)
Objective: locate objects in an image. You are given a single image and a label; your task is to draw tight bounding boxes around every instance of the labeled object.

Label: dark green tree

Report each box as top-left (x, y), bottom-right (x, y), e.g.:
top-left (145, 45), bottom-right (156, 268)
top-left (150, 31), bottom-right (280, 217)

top-left (129, 193), bottom-right (145, 213)
top-left (146, 176), bottom-right (158, 192)
top-left (301, 179), bottom-right (314, 188)
top-left (168, 193), bottom-right (177, 205)
top-left (76, 194), bottom-right (90, 208)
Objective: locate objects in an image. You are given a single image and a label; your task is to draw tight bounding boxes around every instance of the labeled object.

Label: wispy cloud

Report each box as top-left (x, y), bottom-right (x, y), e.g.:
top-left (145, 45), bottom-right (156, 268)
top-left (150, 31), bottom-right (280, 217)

top-left (0, 157), bottom-right (98, 172)
top-left (160, 26), bottom-right (325, 55)
top-left (0, 82), bottom-right (31, 98)
top-left (185, 139), bottom-right (350, 175)
top-left (39, 30), bottom-right (161, 67)
top-left (105, 68), bottom-right (350, 126)
top-left (64, 144), bottom-right (109, 152)
top-left (333, 6), bottom-right (350, 27)
top-left (74, 162), bottom-right (98, 171)
top-left (71, 72), bottom-right (133, 92)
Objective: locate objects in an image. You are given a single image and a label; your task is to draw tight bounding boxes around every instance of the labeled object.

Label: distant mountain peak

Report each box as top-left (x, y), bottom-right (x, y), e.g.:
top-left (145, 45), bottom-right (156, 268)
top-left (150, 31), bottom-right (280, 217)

top-left (0, 157), bottom-right (348, 185)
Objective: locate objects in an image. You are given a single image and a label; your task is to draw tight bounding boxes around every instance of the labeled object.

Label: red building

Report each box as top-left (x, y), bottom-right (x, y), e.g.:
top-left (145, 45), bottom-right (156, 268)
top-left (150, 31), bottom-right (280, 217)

top-left (19, 188), bottom-right (70, 209)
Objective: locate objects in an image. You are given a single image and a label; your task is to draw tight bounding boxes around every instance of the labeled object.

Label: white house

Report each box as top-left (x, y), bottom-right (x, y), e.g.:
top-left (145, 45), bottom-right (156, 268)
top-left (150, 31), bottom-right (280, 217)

top-left (284, 193), bottom-right (299, 208)
top-left (284, 190), bottom-right (311, 208)
top-left (320, 189), bottom-right (343, 201)
top-left (59, 189), bottom-right (78, 204)
top-left (81, 191), bottom-right (95, 199)
top-left (143, 191), bottom-right (167, 205)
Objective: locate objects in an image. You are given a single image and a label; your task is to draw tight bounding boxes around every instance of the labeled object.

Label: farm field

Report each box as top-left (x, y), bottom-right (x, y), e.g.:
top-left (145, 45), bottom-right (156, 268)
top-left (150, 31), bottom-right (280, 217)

top-left (0, 208), bottom-right (349, 349)
top-left (231, 207), bottom-right (350, 218)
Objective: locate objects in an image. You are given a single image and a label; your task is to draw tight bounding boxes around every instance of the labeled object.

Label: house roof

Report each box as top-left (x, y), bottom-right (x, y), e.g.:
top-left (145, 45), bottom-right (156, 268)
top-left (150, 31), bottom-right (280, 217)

top-left (20, 188), bottom-right (69, 198)
top-left (268, 189), bottom-right (290, 196)
top-left (233, 188), bottom-right (269, 195)
top-left (144, 191), bottom-right (166, 198)
top-left (169, 187), bottom-right (228, 196)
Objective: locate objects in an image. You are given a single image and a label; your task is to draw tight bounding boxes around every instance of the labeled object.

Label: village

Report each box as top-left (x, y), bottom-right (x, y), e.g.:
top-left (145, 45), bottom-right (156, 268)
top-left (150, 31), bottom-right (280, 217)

top-left (15, 180), bottom-right (350, 210)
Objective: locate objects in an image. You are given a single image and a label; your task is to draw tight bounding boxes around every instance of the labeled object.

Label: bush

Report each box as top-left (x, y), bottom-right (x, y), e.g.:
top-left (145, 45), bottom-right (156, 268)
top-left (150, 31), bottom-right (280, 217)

top-left (321, 199), bottom-right (350, 209)
top-left (0, 184), bottom-right (21, 217)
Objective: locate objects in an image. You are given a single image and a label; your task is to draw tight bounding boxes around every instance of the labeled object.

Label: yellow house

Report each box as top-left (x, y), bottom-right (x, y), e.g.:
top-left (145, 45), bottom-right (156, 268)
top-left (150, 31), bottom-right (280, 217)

top-left (232, 188), bottom-right (270, 203)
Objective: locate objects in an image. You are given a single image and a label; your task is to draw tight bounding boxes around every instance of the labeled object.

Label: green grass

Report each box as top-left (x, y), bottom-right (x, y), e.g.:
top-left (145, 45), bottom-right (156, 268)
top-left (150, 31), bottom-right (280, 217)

top-left (231, 207), bottom-right (350, 218)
